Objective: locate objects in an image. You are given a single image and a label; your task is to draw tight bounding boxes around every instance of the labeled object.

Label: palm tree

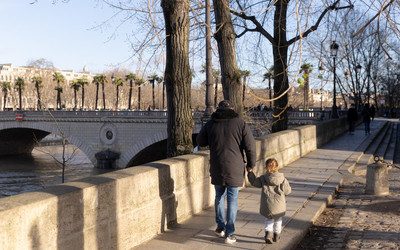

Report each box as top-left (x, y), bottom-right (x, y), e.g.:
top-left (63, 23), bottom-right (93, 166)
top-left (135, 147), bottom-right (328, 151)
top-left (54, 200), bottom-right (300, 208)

top-left (32, 76), bottom-right (43, 110)
top-left (125, 73), bottom-right (136, 110)
top-left (149, 73), bottom-right (158, 110)
top-left (239, 70), bottom-right (251, 105)
top-left (263, 66), bottom-right (274, 109)
top-left (52, 72), bottom-right (65, 110)
top-left (69, 80), bottom-right (81, 110)
top-left (155, 75), bottom-right (163, 109)
top-left (78, 76), bottom-right (89, 110)
top-left (300, 63), bottom-right (313, 110)
top-left (134, 76), bottom-right (145, 110)
top-left (1, 81), bottom-right (11, 110)
top-left (113, 77), bottom-right (124, 110)
top-left (97, 74), bottom-right (108, 110)
top-left (92, 75), bottom-right (101, 110)
top-left (15, 77), bottom-right (26, 110)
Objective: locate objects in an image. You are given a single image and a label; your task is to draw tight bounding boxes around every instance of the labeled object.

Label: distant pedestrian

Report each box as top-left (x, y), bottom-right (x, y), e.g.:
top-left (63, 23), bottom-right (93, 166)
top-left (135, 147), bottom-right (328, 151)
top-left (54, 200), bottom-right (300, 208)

top-left (361, 104), bottom-right (371, 135)
top-left (385, 106), bottom-right (390, 117)
top-left (196, 100), bottom-right (256, 244)
top-left (347, 103), bottom-right (357, 135)
top-left (369, 105), bottom-right (375, 121)
top-left (392, 107), bottom-right (397, 118)
top-left (247, 158), bottom-right (291, 244)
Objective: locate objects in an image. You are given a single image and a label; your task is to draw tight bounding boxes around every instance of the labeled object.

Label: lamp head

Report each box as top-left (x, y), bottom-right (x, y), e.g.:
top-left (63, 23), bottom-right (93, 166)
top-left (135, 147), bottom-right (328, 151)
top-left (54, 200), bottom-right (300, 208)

top-left (330, 42), bottom-right (339, 57)
top-left (345, 69), bottom-right (350, 78)
top-left (318, 64), bottom-right (325, 74)
top-left (111, 74), bottom-right (115, 83)
top-left (356, 64), bottom-right (362, 74)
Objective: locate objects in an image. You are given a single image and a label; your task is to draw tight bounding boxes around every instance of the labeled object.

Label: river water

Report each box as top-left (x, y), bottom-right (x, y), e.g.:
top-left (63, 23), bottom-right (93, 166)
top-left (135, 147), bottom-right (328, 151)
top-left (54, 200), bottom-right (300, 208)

top-left (0, 144), bottom-right (115, 199)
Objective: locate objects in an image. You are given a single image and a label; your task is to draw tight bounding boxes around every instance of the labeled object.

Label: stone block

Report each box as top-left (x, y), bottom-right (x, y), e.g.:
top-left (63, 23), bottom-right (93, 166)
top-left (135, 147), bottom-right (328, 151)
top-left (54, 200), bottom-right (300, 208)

top-left (365, 162), bottom-right (389, 195)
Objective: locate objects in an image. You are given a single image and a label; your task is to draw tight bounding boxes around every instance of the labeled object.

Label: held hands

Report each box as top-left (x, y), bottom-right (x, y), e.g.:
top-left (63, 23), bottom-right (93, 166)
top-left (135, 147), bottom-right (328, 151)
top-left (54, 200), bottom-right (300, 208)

top-left (246, 165), bottom-right (253, 172)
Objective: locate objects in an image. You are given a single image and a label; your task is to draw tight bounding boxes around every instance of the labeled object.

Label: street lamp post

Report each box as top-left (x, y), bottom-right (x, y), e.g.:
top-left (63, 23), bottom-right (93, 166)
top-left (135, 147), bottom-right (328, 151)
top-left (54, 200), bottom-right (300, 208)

top-left (345, 69), bottom-right (350, 109)
top-left (367, 72), bottom-right (371, 105)
top-left (330, 42), bottom-right (339, 118)
top-left (319, 64), bottom-right (325, 110)
top-left (356, 64), bottom-right (362, 111)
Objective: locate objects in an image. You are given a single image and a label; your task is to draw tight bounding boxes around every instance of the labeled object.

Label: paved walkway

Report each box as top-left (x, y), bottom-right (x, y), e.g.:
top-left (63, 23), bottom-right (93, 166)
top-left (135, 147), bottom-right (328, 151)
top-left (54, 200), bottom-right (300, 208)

top-left (133, 120), bottom-right (386, 250)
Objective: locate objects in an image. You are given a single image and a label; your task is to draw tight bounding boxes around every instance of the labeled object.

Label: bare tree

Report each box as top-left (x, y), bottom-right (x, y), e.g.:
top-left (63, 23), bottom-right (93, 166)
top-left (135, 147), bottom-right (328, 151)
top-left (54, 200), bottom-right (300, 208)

top-left (161, 0), bottom-right (194, 157)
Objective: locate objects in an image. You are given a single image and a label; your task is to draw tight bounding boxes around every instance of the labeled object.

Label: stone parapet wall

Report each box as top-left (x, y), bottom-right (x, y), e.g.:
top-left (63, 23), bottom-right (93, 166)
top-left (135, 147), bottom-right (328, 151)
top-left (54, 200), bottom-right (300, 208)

top-left (0, 117), bottom-right (354, 249)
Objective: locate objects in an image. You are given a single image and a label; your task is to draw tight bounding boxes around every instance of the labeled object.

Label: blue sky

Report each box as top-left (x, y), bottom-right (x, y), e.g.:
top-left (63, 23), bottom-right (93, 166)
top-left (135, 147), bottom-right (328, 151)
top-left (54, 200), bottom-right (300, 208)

top-left (0, 1), bottom-right (132, 74)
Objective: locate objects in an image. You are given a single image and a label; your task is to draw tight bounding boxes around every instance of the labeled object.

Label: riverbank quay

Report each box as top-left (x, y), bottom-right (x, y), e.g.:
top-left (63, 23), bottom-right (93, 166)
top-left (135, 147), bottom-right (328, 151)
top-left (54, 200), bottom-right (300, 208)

top-left (0, 116), bottom-right (358, 249)
top-left (134, 119), bottom-right (394, 250)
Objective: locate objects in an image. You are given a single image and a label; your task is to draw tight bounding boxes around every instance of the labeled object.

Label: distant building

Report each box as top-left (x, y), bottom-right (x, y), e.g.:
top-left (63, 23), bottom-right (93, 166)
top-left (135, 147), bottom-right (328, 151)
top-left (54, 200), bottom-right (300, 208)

top-left (0, 63), bottom-right (98, 111)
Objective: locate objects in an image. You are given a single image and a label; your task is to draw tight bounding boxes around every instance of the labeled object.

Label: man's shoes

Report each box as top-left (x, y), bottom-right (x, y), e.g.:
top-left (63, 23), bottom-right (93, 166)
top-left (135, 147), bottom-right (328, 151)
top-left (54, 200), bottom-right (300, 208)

top-left (265, 231), bottom-right (273, 244)
top-left (273, 233), bottom-right (281, 242)
top-left (215, 227), bottom-right (225, 238)
top-left (225, 234), bottom-right (236, 244)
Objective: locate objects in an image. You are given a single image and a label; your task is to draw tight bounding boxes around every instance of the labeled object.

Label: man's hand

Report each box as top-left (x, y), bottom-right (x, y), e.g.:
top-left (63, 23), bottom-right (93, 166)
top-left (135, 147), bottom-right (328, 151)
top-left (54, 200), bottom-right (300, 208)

top-left (246, 165), bottom-right (253, 172)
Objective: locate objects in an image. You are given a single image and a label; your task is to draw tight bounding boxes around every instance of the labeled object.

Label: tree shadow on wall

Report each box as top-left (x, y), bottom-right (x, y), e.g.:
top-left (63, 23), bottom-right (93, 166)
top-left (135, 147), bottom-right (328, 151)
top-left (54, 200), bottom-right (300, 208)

top-left (34, 176), bottom-right (119, 250)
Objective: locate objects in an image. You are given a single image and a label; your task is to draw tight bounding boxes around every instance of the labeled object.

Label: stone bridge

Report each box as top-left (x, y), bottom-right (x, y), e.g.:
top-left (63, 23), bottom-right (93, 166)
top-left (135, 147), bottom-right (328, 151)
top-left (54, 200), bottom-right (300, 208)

top-left (0, 110), bottom-right (204, 169)
top-left (0, 110), bottom-right (332, 168)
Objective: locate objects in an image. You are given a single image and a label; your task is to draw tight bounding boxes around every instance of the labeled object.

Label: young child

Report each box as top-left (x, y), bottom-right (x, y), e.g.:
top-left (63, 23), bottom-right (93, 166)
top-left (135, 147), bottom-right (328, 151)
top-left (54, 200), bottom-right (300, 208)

top-left (247, 158), bottom-right (291, 244)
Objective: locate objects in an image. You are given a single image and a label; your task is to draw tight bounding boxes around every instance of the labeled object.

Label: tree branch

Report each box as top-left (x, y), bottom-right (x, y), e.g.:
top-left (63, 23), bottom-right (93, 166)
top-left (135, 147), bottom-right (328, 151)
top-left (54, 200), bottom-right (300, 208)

top-left (236, 28), bottom-right (259, 38)
top-left (230, 10), bottom-right (275, 45)
top-left (287, 1), bottom-right (354, 46)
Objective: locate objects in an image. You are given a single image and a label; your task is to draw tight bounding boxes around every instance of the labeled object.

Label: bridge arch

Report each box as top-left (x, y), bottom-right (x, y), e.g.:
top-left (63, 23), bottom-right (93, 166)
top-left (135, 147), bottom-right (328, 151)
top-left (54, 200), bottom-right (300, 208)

top-left (119, 130), bottom-right (168, 168)
top-left (0, 121), bottom-right (97, 166)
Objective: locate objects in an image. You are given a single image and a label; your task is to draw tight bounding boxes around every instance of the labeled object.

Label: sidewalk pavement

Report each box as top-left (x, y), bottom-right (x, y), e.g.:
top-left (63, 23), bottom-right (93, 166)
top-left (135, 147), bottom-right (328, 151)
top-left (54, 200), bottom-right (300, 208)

top-left (133, 120), bottom-right (386, 250)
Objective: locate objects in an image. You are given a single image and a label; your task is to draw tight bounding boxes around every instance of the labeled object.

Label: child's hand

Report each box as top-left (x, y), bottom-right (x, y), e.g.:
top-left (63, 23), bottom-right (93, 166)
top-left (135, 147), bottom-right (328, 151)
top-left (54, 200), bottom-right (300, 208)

top-left (246, 165), bottom-right (253, 172)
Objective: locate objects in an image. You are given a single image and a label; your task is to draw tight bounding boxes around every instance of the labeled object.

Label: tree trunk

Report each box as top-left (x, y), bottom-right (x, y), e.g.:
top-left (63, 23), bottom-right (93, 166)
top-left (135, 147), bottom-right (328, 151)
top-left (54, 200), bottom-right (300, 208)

top-left (272, 0), bottom-right (289, 132)
top-left (213, 0), bottom-right (243, 119)
top-left (163, 82), bottom-right (165, 109)
top-left (58, 88), bottom-right (62, 110)
top-left (129, 80), bottom-right (132, 109)
top-left (304, 70), bottom-right (309, 109)
top-left (116, 85), bottom-right (119, 110)
top-left (138, 87), bottom-right (141, 110)
top-left (95, 83), bottom-right (99, 110)
top-left (214, 77), bottom-right (218, 108)
top-left (36, 81), bottom-right (41, 110)
top-left (152, 80), bottom-right (155, 109)
top-left (82, 85), bottom-right (85, 109)
top-left (4, 92), bottom-right (7, 110)
top-left (162, 0), bottom-right (194, 157)
top-left (19, 86), bottom-right (22, 111)
top-left (74, 89), bottom-right (77, 110)
top-left (102, 83), bottom-right (106, 109)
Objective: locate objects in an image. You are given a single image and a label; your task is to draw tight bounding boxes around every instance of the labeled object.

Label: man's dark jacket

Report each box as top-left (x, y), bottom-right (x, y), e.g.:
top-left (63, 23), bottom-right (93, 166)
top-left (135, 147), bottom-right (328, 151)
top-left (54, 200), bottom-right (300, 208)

top-left (361, 107), bottom-right (371, 122)
top-left (347, 107), bottom-right (358, 121)
top-left (196, 108), bottom-right (256, 187)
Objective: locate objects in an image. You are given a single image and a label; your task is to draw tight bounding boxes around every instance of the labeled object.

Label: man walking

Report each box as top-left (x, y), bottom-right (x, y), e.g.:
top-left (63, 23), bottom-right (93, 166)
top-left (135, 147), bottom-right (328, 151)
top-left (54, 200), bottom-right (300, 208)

top-left (347, 103), bottom-right (358, 135)
top-left (196, 100), bottom-right (256, 244)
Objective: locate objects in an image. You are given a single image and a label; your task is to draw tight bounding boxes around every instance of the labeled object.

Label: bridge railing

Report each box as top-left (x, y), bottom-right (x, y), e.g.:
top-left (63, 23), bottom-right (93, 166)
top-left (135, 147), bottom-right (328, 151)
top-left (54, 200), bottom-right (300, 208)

top-left (2, 110), bottom-right (168, 117)
top-left (1, 110), bottom-right (349, 120)
top-left (246, 110), bottom-right (349, 120)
